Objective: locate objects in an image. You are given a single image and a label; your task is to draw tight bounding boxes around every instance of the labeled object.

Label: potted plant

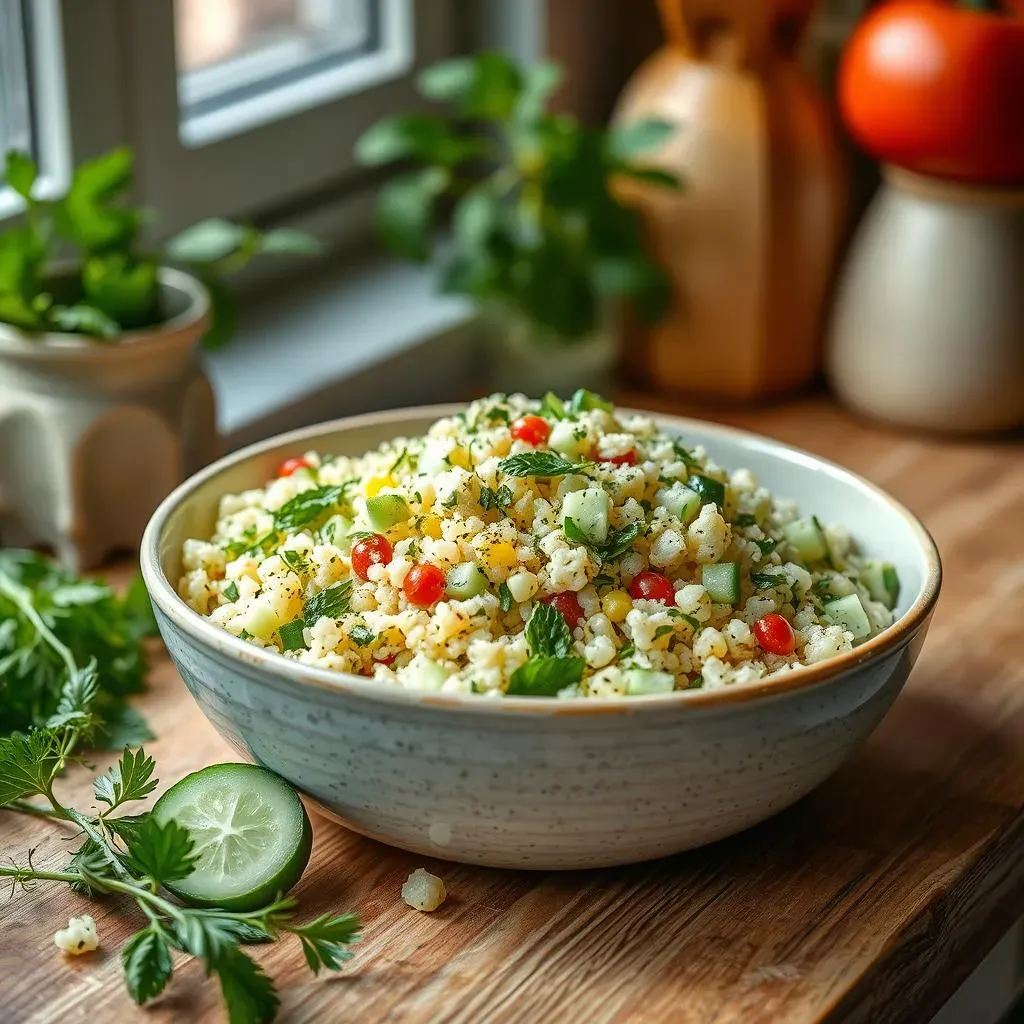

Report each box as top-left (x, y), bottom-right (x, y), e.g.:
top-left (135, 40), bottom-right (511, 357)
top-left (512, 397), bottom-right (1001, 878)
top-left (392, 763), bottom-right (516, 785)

top-left (356, 51), bottom-right (680, 395)
top-left (0, 147), bottom-right (318, 569)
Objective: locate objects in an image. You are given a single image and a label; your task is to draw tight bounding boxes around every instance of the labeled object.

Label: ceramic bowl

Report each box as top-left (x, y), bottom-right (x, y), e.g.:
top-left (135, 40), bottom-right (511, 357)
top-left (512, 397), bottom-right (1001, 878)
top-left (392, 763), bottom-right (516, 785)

top-left (141, 406), bottom-right (941, 869)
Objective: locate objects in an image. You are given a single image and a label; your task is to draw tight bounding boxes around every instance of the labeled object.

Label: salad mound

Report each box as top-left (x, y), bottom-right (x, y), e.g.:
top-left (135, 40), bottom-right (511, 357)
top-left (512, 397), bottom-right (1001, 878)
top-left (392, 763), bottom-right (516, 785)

top-left (178, 391), bottom-right (900, 698)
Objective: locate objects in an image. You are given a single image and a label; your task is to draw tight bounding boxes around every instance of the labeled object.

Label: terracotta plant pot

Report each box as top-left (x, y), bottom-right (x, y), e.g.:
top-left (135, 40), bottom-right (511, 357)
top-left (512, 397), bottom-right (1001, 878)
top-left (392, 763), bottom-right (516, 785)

top-left (613, 0), bottom-right (847, 402)
top-left (0, 267), bottom-right (217, 569)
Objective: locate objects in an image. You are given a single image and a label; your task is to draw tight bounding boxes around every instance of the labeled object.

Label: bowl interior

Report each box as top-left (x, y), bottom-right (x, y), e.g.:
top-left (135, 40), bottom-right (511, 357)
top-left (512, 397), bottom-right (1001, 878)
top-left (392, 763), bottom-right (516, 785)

top-left (154, 406), bottom-right (934, 632)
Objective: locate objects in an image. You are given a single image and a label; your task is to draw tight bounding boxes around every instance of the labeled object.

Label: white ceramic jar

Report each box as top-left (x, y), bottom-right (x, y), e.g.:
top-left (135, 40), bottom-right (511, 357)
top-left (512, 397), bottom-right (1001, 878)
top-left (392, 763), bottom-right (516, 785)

top-left (827, 168), bottom-right (1024, 434)
top-left (0, 267), bottom-right (216, 569)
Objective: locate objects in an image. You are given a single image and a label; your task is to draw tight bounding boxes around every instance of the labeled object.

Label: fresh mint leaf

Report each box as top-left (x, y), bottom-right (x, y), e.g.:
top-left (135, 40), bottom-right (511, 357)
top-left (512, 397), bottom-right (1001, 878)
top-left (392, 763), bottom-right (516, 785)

top-left (507, 655), bottom-right (584, 696)
top-left (498, 581), bottom-right (514, 613)
top-left (278, 618), bottom-right (307, 652)
top-left (495, 485), bottom-right (514, 508)
top-left (291, 912), bottom-right (361, 974)
top-left (525, 602), bottom-right (573, 658)
top-left (303, 580), bottom-right (353, 624)
top-left (122, 925), bottom-right (174, 1005)
top-left (223, 581), bottom-right (240, 603)
top-left (348, 624), bottom-right (375, 647)
top-left (498, 451), bottom-right (584, 478)
top-left (126, 816), bottom-right (198, 885)
top-left (164, 219), bottom-right (247, 263)
top-left (273, 486), bottom-right (346, 532)
top-left (596, 522), bottom-right (643, 562)
top-left (281, 550), bottom-right (311, 575)
top-left (4, 150), bottom-right (37, 200)
top-left (686, 474), bottom-right (726, 509)
top-left (94, 746), bottom-right (157, 809)
top-left (751, 572), bottom-right (786, 590)
top-left (562, 516), bottom-right (589, 546)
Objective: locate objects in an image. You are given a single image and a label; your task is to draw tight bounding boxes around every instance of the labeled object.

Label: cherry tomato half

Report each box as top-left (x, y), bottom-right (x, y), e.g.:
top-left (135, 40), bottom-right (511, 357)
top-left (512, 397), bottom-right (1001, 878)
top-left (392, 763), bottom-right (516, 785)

top-left (542, 591), bottom-right (585, 630)
top-left (277, 456), bottom-right (312, 478)
top-left (511, 415), bottom-right (552, 447)
top-left (403, 564), bottom-right (447, 607)
top-left (351, 534), bottom-right (393, 581)
top-left (629, 571), bottom-right (676, 605)
top-left (599, 449), bottom-right (638, 466)
top-left (753, 613), bottom-right (796, 656)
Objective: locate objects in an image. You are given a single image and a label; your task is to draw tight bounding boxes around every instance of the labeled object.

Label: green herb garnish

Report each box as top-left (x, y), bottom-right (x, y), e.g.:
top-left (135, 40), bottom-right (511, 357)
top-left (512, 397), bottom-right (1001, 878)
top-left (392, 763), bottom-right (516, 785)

top-left (303, 580), bottom-right (354, 624)
top-left (754, 538), bottom-right (778, 556)
top-left (733, 514), bottom-right (757, 527)
top-left (281, 550), bottom-right (311, 575)
top-left (686, 474), bottom-right (726, 509)
top-left (348, 624), bottom-right (375, 647)
top-left (507, 602), bottom-right (584, 696)
top-left (653, 624), bottom-right (675, 640)
top-left (222, 581), bottom-right (240, 603)
top-left (498, 452), bottom-right (587, 478)
top-left (540, 392), bottom-right (568, 419)
top-left (440, 491), bottom-right (459, 508)
top-left (751, 572), bottom-right (786, 590)
top-left (278, 618), bottom-right (308, 652)
top-left (596, 522), bottom-right (643, 562)
top-left (672, 443), bottom-right (702, 470)
top-left (618, 642), bottom-right (636, 660)
top-left (498, 581), bottom-right (515, 612)
top-left (567, 388), bottom-right (613, 414)
top-left (273, 486), bottom-right (347, 533)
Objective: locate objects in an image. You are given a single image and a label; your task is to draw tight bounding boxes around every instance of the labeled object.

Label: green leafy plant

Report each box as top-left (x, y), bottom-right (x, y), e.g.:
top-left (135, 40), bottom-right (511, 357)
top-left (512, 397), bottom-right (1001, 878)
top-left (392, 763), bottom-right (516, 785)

top-left (0, 683), bottom-right (359, 1022)
top-left (0, 148), bottom-right (320, 348)
top-left (356, 51), bottom-right (680, 342)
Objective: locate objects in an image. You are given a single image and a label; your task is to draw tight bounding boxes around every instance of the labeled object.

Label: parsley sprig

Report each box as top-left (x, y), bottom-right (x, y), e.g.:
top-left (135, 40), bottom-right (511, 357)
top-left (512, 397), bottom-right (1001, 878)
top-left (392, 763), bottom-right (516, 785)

top-left (0, 677), bottom-right (360, 1023)
top-left (507, 603), bottom-right (585, 696)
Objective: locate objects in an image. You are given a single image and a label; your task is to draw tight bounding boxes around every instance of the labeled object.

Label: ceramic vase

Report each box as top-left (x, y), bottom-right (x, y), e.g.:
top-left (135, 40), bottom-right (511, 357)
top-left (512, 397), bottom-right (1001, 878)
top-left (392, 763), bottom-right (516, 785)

top-left (0, 267), bottom-right (217, 570)
top-left (613, 0), bottom-right (847, 402)
top-left (827, 168), bottom-right (1024, 434)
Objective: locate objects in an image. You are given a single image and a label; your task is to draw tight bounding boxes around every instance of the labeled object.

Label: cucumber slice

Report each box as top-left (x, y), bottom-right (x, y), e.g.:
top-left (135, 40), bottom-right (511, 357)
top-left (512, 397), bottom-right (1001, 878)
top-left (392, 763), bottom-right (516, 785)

top-left (366, 494), bottom-right (411, 531)
top-left (701, 562), bottom-right (740, 604)
top-left (548, 420), bottom-right (587, 457)
top-left (406, 653), bottom-right (447, 691)
top-left (446, 562), bottom-right (488, 599)
top-left (152, 763), bottom-right (312, 912)
top-left (625, 668), bottom-right (676, 695)
top-left (686, 474), bottom-right (725, 509)
top-left (655, 484), bottom-right (702, 525)
top-left (824, 594), bottom-right (872, 641)
top-left (562, 487), bottom-right (611, 544)
top-left (321, 514), bottom-right (353, 549)
top-left (784, 515), bottom-right (828, 563)
top-left (861, 559), bottom-right (900, 610)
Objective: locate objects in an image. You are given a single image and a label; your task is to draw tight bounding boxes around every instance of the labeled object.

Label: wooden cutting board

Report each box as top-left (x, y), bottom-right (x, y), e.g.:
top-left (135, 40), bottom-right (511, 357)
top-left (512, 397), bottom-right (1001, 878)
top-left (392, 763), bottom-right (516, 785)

top-left (2, 394), bottom-right (1023, 1024)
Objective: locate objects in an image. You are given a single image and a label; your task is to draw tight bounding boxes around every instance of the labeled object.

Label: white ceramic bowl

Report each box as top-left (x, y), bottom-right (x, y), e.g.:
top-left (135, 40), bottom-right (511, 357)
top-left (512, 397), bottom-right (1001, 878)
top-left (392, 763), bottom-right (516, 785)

top-left (141, 406), bottom-right (941, 869)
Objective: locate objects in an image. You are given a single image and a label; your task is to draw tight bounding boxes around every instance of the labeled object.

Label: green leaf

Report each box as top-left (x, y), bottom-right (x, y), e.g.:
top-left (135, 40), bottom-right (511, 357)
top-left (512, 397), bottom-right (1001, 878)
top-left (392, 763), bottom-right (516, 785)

top-left (0, 226), bottom-right (45, 300)
top-left (164, 219), bottom-right (247, 263)
top-left (4, 150), bottom-right (38, 200)
top-left (525, 601), bottom-right (573, 658)
top-left (608, 118), bottom-right (675, 159)
top-left (507, 655), bottom-right (584, 696)
top-left (55, 146), bottom-right (138, 252)
top-left (304, 580), bottom-right (353, 624)
top-left (126, 816), bottom-right (199, 885)
top-left (751, 572), bottom-right (786, 590)
top-left (94, 705), bottom-right (154, 751)
top-left (48, 303), bottom-right (122, 338)
top-left (356, 114), bottom-right (483, 167)
top-left (45, 661), bottom-right (100, 730)
top-left (122, 925), bottom-right (174, 1005)
top-left (195, 272), bottom-right (237, 350)
top-left (567, 389), bottom-right (613, 413)
top-left (452, 188), bottom-right (499, 253)
top-left (374, 168), bottom-right (450, 262)
top-left (498, 451), bottom-right (585, 478)
top-left (122, 574), bottom-right (159, 641)
top-left (0, 728), bottom-right (63, 804)
top-left (612, 165), bottom-right (682, 191)
top-left (515, 61), bottom-right (563, 122)
top-left (290, 912), bottom-right (361, 974)
top-left (94, 746), bottom-right (158, 808)
top-left (497, 581), bottom-right (514, 613)
top-left (258, 228), bottom-right (322, 256)
top-left (212, 946), bottom-right (280, 1024)
top-left (82, 253), bottom-right (160, 330)
top-left (273, 485), bottom-right (347, 532)
top-left (348, 624), bottom-right (375, 647)
top-left (418, 52), bottom-right (522, 120)
top-left (596, 522), bottom-right (643, 562)
top-left (278, 618), bottom-right (307, 652)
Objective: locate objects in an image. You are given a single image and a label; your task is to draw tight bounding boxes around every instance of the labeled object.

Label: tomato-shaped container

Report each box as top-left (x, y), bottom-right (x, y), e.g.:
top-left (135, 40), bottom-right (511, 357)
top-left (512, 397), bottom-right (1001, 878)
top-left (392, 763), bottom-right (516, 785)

top-left (612, 0), bottom-right (847, 401)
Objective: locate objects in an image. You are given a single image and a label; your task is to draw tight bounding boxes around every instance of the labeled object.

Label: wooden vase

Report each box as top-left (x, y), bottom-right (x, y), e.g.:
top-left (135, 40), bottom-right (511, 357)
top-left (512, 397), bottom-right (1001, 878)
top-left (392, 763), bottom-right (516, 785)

top-left (613, 0), bottom-right (847, 401)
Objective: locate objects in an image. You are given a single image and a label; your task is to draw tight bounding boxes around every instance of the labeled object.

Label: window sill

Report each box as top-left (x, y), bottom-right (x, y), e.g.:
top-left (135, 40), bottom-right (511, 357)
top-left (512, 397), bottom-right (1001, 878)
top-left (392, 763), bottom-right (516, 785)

top-left (204, 255), bottom-right (482, 450)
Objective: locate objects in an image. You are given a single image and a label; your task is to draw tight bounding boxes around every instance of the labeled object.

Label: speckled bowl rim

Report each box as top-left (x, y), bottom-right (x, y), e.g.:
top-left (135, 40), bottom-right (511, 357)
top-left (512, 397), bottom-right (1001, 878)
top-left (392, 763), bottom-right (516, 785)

top-left (141, 403), bottom-right (943, 716)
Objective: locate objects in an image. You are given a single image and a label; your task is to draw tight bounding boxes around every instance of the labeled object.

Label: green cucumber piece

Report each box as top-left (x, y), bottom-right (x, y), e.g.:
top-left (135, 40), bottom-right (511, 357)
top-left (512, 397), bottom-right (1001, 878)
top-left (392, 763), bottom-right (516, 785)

top-left (625, 668), bottom-right (676, 695)
top-left (152, 763), bottom-right (312, 912)
top-left (406, 653), bottom-right (446, 690)
top-left (824, 593), bottom-right (872, 640)
top-left (320, 514), bottom-right (353, 549)
top-left (655, 484), bottom-right (702, 525)
top-left (861, 559), bottom-right (900, 610)
top-left (701, 562), bottom-right (740, 604)
top-left (446, 562), bottom-right (488, 600)
top-left (366, 493), bottom-right (411, 531)
top-left (562, 487), bottom-right (611, 544)
top-left (548, 420), bottom-right (587, 457)
top-left (784, 515), bottom-right (828, 563)
top-left (686, 474), bottom-right (725, 509)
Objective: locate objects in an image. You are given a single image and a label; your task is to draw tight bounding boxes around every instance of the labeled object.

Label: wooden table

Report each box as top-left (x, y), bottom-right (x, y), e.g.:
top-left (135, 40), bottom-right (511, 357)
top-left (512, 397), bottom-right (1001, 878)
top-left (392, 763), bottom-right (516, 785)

top-left (3, 395), bottom-right (1024, 1024)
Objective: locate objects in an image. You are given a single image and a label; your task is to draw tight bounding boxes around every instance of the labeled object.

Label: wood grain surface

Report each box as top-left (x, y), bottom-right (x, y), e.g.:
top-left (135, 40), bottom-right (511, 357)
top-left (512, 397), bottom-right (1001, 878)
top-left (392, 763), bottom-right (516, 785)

top-left (3, 395), bottom-right (1023, 1024)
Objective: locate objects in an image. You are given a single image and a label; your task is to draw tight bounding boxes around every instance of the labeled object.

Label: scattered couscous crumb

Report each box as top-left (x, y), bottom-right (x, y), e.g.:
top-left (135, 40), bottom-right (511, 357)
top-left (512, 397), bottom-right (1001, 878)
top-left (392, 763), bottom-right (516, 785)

top-left (54, 913), bottom-right (99, 955)
top-left (402, 868), bottom-right (447, 912)
top-left (179, 392), bottom-right (899, 697)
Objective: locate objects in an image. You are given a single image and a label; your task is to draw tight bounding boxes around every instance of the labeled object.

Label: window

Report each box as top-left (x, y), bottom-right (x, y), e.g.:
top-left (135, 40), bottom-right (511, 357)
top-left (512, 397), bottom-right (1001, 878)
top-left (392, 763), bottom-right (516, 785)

top-left (175, 0), bottom-right (413, 147)
top-left (0, 1), bottom-right (33, 159)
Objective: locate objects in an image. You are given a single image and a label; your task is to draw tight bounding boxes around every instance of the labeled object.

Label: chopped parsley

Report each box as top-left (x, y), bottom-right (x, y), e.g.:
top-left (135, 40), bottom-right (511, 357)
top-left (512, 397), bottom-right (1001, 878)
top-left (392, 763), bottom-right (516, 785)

top-left (273, 485), bottom-right (348, 532)
top-left (733, 513), bottom-right (757, 527)
top-left (278, 618), bottom-right (307, 652)
top-left (672, 442), bottom-right (702, 470)
top-left (618, 642), bottom-right (636, 660)
top-left (653, 624), bottom-right (675, 640)
top-left (667, 609), bottom-right (701, 631)
top-left (497, 581), bottom-right (514, 612)
top-left (498, 452), bottom-right (586, 478)
top-left (303, 580), bottom-right (353, 623)
top-left (348, 624), bottom-right (375, 647)
top-left (479, 484), bottom-right (514, 512)
top-left (281, 549), bottom-right (311, 575)
top-left (222, 581), bottom-right (240, 603)
top-left (237, 628), bottom-right (254, 640)
top-left (751, 572), bottom-right (786, 590)
top-left (593, 573), bottom-right (615, 587)
top-left (754, 538), bottom-right (778, 556)
top-left (440, 491), bottom-right (458, 508)
top-left (686, 474), bottom-right (726, 509)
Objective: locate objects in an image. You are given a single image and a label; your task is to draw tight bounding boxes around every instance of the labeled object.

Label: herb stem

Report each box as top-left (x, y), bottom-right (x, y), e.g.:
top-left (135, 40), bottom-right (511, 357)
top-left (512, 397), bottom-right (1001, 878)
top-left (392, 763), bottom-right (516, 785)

top-left (0, 866), bottom-right (82, 885)
top-left (0, 569), bottom-right (78, 681)
top-left (6, 799), bottom-right (71, 822)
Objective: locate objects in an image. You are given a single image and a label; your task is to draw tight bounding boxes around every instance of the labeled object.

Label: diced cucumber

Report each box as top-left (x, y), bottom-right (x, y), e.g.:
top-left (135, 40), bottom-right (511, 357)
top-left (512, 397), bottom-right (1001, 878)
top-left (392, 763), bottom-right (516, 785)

top-left (562, 487), bottom-right (611, 544)
top-left (686, 474), bottom-right (725, 509)
top-left (701, 562), bottom-right (740, 604)
top-left (417, 437), bottom-right (452, 476)
top-left (321, 514), bottom-right (353, 548)
top-left (366, 493), bottom-right (411, 531)
top-left (549, 420), bottom-right (588, 457)
top-left (655, 484), bottom-right (702, 525)
top-left (568, 388), bottom-right (613, 413)
top-left (861, 559), bottom-right (900, 610)
top-left (446, 562), bottom-right (489, 600)
top-left (784, 515), bottom-right (828, 563)
top-left (625, 668), bottom-right (676, 695)
top-left (824, 593), bottom-right (872, 640)
top-left (406, 653), bottom-right (447, 691)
